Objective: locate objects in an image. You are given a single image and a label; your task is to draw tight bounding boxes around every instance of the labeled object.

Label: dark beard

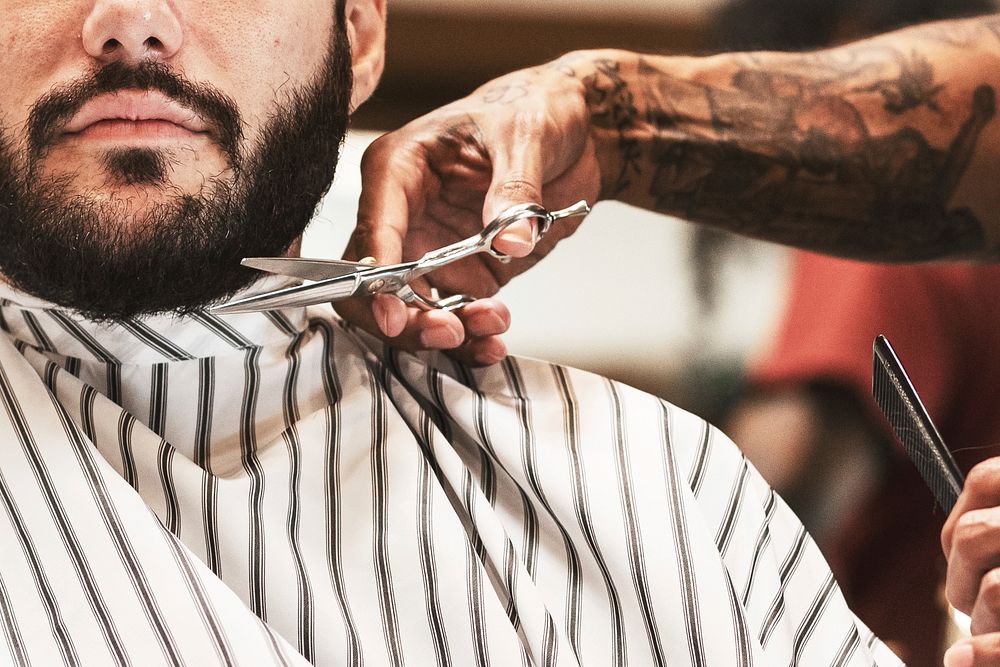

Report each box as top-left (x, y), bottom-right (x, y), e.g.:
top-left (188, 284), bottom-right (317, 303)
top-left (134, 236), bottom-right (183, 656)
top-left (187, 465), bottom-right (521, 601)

top-left (0, 23), bottom-right (352, 321)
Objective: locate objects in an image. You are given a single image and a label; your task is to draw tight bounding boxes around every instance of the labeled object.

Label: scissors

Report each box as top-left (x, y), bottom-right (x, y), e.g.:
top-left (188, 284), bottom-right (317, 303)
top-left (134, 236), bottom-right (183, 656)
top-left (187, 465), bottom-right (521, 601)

top-left (211, 200), bottom-right (592, 314)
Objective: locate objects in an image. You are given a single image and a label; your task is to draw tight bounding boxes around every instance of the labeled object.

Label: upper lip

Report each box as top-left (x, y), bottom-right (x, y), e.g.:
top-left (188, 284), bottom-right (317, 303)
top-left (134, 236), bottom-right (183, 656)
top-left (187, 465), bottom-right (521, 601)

top-left (62, 90), bottom-right (209, 135)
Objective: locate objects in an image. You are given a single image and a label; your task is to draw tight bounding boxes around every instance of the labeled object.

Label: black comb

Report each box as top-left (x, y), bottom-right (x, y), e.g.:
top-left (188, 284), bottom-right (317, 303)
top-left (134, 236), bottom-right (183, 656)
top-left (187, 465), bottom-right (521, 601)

top-left (872, 334), bottom-right (964, 513)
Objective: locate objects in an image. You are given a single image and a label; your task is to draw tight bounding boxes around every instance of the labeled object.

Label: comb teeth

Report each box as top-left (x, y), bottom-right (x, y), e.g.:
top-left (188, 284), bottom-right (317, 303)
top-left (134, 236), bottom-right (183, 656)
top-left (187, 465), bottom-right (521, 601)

top-left (872, 335), bottom-right (963, 513)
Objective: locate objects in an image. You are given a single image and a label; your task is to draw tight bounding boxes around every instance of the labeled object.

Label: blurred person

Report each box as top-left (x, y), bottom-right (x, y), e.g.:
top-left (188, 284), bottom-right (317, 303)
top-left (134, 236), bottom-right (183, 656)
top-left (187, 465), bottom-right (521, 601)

top-left (730, 257), bottom-right (1000, 665)
top-left (336, 9), bottom-right (1000, 667)
top-left (0, 0), bottom-right (897, 664)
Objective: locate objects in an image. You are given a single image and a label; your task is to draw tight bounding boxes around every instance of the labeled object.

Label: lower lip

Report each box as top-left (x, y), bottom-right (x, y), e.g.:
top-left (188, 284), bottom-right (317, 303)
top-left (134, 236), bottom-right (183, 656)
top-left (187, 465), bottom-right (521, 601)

top-left (70, 119), bottom-right (203, 141)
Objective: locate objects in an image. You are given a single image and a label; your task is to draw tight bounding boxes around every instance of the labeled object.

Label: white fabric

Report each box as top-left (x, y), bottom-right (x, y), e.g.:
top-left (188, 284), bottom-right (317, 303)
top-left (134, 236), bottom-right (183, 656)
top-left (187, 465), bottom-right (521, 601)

top-left (0, 285), bottom-right (902, 666)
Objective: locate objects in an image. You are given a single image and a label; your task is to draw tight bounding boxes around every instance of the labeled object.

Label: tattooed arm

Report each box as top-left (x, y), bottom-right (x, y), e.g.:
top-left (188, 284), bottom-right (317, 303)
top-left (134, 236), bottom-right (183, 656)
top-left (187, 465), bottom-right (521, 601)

top-left (337, 15), bottom-right (1000, 361)
top-left (586, 19), bottom-right (1000, 260)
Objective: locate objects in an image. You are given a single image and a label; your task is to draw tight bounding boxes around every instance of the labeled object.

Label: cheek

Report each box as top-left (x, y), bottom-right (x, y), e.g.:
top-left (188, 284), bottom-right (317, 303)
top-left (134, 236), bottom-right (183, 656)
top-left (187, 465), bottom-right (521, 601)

top-left (183, 5), bottom-right (336, 132)
top-left (0, 3), bottom-right (89, 130)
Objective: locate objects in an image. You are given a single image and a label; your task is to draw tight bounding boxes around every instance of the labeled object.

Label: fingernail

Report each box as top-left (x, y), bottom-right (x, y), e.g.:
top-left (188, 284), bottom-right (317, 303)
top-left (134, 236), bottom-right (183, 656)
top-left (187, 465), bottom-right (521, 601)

top-left (945, 640), bottom-right (974, 667)
top-left (497, 221), bottom-right (534, 254)
top-left (420, 326), bottom-right (462, 349)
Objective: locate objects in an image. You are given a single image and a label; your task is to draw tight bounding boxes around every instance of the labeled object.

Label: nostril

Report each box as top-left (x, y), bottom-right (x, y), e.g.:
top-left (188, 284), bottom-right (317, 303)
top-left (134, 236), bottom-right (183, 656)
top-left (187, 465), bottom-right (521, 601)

top-left (102, 38), bottom-right (121, 55)
top-left (144, 37), bottom-right (164, 52)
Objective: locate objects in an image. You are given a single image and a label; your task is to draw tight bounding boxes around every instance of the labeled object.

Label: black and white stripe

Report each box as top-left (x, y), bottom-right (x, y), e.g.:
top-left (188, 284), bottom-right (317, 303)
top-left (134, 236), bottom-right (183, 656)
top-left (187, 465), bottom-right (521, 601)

top-left (0, 290), bottom-right (902, 666)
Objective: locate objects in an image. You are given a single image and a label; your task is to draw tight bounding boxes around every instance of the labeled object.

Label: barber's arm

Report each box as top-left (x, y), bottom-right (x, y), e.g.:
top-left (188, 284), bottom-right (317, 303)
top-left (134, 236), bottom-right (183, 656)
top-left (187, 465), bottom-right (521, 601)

top-left (943, 459), bottom-right (1000, 666)
top-left (338, 15), bottom-right (1000, 362)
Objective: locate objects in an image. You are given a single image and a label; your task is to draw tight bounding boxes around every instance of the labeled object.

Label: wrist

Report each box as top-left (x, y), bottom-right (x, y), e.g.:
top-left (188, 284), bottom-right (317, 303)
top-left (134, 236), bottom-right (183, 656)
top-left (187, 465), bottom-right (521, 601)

top-left (565, 50), bottom-right (690, 205)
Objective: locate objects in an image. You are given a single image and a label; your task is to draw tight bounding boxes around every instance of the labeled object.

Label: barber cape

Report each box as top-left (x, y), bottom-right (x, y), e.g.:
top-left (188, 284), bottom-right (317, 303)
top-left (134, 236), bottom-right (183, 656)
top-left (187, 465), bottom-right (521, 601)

top-left (0, 282), bottom-right (900, 666)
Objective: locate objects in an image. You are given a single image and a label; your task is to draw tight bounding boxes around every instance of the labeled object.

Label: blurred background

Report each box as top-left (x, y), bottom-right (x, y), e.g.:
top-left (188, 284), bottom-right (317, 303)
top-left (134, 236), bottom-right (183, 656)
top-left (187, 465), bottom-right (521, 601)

top-left (303, 1), bottom-right (1000, 664)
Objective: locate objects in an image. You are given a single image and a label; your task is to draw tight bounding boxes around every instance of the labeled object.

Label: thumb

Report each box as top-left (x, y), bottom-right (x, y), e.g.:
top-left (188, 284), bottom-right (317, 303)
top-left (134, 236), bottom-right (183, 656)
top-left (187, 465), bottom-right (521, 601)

top-left (485, 148), bottom-right (545, 259)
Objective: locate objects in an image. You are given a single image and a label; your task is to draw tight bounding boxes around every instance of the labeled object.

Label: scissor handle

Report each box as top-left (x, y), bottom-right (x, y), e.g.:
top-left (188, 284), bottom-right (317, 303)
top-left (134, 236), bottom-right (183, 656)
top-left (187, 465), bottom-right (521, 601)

top-left (481, 200), bottom-right (592, 260)
top-left (412, 200), bottom-right (591, 276)
top-left (388, 200), bottom-right (592, 312)
top-left (395, 285), bottom-right (475, 312)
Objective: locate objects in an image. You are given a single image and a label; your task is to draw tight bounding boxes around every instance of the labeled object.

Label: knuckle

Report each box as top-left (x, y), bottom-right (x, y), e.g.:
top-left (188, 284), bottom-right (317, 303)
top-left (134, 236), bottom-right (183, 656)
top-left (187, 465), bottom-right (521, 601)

top-left (956, 511), bottom-right (987, 545)
top-left (352, 212), bottom-right (379, 236)
top-left (361, 134), bottom-right (424, 175)
top-left (495, 178), bottom-right (541, 203)
top-left (980, 570), bottom-right (1000, 615)
top-left (359, 135), bottom-right (393, 168)
top-left (955, 509), bottom-right (1000, 560)
top-left (967, 458), bottom-right (1000, 491)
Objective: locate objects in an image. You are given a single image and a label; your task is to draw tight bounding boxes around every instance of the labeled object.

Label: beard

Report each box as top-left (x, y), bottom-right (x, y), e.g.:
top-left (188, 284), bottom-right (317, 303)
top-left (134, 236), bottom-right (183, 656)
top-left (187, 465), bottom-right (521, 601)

top-left (0, 22), bottom-right (352, 321)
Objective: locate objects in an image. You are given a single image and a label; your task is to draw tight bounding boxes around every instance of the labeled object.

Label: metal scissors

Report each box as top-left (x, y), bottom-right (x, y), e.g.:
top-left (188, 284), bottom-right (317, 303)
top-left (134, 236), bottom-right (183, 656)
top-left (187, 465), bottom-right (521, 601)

top-left (211, 200), bottom-right (591, 314)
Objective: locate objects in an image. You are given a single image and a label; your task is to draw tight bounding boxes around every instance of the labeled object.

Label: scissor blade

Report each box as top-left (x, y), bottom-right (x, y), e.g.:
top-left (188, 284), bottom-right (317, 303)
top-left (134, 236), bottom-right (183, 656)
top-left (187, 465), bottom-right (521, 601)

top-left (211, 275), bottom-right (362, 314)
top-left (242, 257), bottom-right (368, 281)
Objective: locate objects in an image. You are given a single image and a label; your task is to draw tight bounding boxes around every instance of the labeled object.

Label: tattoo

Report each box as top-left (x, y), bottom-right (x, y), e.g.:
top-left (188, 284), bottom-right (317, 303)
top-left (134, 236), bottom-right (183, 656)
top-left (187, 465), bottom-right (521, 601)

top-left (864, 51), bottom-right (943, 114)
top-left (584, 59), bottom-right (642, 196)
top-left (481, 81), bottom-right (531, 106)
top-left (634, 53), bottom-right (996, 259)
top-left (541, 52), bottom-right (590, 79)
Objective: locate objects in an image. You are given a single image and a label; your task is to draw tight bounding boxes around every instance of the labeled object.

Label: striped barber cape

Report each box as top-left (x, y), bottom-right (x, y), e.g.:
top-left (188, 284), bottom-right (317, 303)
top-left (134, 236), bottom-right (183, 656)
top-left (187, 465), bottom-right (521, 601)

top-left (0, 283), bottom-right (902, 666)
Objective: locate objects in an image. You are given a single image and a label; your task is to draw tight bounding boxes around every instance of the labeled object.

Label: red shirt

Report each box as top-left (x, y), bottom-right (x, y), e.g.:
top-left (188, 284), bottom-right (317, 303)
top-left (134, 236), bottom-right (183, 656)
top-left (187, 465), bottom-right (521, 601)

top-left (754, 252), bottom-right (1000, 458)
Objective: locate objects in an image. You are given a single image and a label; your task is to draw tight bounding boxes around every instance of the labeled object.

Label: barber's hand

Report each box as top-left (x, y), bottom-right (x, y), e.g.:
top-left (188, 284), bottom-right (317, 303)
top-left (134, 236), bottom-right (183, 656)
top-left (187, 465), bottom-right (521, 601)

top-left (943, 458), bottom-right (1000, 665)
top-left (335, 53), bottom-right (603, 365)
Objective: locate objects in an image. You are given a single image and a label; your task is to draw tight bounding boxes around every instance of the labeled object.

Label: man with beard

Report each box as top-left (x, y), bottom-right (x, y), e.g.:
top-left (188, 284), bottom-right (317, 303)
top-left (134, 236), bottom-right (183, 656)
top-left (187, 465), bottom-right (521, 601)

top-left (0, 1), bottom-right (898, 665)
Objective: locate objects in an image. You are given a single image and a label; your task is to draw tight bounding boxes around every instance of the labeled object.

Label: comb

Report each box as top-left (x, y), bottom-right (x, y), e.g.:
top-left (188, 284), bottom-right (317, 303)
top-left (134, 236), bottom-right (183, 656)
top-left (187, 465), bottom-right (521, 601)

top-left (872, 334), bottom-right (964, 513)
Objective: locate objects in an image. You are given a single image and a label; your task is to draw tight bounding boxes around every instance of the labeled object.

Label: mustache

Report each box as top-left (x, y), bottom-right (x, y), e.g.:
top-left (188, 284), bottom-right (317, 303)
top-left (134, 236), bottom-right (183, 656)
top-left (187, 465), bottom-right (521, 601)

top-left (27, 61), bottom-right (244, 163)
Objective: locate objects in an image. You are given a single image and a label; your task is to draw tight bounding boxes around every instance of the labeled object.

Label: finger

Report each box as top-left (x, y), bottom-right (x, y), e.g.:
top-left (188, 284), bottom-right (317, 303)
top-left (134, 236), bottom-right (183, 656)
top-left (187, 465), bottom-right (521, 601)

top-left (491, 219), bottom-right (537, 259)
top-left (446, 334), bottom-right (509, 367)
top-left (333, 294), bottom-right (390, 341)
top-left (351, 138), bottom-right (422, 265)
top-left (450, 300), bottom-right (512, 366)
top-left (945, 458), bottom-right (1000, 556)
top-left (947, 507), bottom-right (1000, 613)
top-left (485, 142), bottom-right (545, 258)
top-left (973, 567), bottom-right (1000, 635)
top-left (335, 295), bottom-right (466, 351)
top-left (415, 308), bottom-right (466, 349)
top-left (398, 300), bottom-right (509, 364)
top-left (371, 294), bottom-right (407, 337)
top-left (454, 298), bottom-right (511, 339)
top-left (944, 635), bottom-right (1000, 667)
top-left (335, 295), bottom-right (509, 366)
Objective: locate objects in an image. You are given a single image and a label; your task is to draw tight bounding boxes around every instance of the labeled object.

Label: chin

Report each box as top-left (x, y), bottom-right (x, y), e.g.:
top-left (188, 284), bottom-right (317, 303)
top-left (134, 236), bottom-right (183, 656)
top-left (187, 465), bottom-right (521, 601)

top-left (42, 145), bottom-right (228, 196)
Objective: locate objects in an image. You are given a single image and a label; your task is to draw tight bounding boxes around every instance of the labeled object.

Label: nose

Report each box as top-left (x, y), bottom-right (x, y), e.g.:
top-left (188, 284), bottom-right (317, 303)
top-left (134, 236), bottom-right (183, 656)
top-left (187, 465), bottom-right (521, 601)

top-left (81, 0), bottom-right (183, 64)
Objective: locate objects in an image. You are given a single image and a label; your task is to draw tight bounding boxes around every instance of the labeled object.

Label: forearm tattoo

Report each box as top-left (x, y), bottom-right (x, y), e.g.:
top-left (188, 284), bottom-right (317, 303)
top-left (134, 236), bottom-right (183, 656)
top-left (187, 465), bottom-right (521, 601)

top-left (585, 18), bottom-right (1000, 260)
top-left (582, 60), bottom-right (642, 196)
